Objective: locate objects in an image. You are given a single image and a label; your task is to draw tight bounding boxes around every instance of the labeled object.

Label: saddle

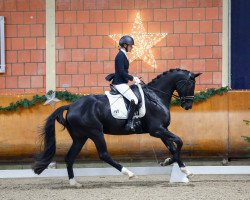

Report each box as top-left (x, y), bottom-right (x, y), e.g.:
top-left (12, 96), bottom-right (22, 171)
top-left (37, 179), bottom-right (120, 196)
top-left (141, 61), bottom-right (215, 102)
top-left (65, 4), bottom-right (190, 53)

top-left (105, 84), bottom-right (146, 120)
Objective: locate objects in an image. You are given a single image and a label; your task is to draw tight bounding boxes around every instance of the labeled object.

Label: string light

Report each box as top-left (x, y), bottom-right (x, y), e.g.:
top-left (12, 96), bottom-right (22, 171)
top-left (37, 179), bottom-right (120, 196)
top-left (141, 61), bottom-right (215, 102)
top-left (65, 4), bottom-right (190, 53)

top-left (109, 12), bottom-right (168, 68)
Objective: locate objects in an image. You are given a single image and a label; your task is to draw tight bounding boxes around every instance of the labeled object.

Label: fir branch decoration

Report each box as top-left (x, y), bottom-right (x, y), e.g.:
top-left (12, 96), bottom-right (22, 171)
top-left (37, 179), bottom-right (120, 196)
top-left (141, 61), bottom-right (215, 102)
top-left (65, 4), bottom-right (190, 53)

top-left (0, 87), bottom-right (229, 112)
top-left (0, 91), bottom-right (82, 112)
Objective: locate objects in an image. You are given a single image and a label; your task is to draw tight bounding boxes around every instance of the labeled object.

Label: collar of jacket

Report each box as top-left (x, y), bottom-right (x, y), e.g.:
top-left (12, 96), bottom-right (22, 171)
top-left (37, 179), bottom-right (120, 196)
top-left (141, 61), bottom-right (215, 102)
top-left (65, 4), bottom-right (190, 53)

top-left (120, 48), bottom-right (128, 59)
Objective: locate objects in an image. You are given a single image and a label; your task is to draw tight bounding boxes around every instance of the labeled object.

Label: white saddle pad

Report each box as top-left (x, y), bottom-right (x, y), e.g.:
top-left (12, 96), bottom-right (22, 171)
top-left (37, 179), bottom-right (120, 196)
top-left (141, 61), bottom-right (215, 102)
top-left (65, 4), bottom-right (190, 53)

top-left (105, 84), bottom-right (146, 119)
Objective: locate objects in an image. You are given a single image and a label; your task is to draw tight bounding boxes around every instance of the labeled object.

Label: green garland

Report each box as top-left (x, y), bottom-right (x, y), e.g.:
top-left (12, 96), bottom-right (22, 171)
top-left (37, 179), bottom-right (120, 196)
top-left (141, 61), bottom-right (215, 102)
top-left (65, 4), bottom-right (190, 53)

top-left (0, 87), bottom-right (229, 112)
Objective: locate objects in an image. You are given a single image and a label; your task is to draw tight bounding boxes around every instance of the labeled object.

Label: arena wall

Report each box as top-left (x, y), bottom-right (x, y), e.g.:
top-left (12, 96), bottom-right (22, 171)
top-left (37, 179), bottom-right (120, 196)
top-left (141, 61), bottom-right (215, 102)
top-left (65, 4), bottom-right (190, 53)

top-left (0, 91), bottom-right (249, 161)
top-left (1, 1), bottom-right (248, 161)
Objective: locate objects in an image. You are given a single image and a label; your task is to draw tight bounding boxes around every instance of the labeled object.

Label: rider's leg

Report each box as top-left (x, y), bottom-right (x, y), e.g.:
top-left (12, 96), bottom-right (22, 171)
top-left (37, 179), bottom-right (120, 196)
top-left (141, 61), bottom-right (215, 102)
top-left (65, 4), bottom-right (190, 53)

top-left (125, 100), bottom-right (136, 131)
top-left (114, 84), bottom-right (138, 104)
top-left (114, 84), bottom-right (138, 131)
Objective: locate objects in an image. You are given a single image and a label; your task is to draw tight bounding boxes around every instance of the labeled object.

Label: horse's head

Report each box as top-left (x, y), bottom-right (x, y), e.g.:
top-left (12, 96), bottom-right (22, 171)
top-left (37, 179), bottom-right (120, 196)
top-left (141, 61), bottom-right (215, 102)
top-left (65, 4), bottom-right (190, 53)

top-left (146, 68), bottom-right (202, 110)
top-left (175, 70), bottom-right (202, 110)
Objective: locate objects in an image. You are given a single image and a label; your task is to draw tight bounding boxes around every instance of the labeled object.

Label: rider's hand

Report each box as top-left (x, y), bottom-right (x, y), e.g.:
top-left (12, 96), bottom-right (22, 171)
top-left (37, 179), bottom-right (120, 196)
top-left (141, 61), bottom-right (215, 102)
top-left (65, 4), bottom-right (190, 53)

top-left (133, 76), bottom-right (141, 84)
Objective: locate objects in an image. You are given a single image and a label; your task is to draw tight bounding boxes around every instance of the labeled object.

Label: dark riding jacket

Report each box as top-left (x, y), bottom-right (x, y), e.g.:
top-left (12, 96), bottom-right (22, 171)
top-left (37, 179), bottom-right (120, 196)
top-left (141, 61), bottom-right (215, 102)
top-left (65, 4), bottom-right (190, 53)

top-left (111, 50), bottom-right (134, 85)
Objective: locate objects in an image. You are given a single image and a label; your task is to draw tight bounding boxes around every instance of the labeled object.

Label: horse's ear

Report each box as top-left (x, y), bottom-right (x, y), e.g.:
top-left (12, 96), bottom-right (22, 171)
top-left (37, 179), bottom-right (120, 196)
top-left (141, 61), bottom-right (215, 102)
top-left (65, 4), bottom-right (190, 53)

top-left (194, 73), bottom-right (202, 78)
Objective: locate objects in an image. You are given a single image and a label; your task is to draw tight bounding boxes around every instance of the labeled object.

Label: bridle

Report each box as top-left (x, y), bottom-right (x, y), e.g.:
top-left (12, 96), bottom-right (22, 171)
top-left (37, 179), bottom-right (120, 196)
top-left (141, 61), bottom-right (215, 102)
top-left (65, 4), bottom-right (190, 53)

top-left (143, 78), bottom-right (195, 103)
top-left (174, 79), bottom-right (195, 103)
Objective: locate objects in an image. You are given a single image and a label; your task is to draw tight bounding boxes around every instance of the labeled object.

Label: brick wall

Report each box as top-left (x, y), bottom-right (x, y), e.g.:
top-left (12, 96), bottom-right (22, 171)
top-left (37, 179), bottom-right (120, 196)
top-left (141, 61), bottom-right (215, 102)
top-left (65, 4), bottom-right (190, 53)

top-left (0, 0), bottom-right (45, 94)
top-left (0, 0), bottom-right (222, 94)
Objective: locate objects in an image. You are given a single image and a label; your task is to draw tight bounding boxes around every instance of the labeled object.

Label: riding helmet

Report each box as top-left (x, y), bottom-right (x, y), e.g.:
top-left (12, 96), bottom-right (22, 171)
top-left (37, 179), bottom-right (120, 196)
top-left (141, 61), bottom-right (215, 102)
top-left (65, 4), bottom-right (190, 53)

top-left (119, 35), bottom-right (134, 47)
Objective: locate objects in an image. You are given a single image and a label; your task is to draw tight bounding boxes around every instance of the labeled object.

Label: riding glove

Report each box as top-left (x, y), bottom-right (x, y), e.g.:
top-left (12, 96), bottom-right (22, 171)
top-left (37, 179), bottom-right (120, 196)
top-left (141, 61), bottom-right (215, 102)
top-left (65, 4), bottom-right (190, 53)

top-left (133, 76), bottom-right (141, 84)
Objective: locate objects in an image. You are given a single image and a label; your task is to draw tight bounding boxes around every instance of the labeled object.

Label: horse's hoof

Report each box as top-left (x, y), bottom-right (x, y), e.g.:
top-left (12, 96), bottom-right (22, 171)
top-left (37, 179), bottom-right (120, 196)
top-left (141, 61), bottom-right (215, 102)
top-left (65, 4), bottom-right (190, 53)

top-left (159, 158), bottom-right (171, 166)
top-left (129, 174), bottom-right (138, 180)
top-left (187, 172), bottom-right (194, 179)
top-left (69, 179), bottom-right (82, 188)
top-left (128, 174), bottom-right (134, 179)
top-left (75, 182), bottom-right (83, 188)
top-left (122, 167), bottom-right (136, 179)
top-left (180, 167), bottom-right (193, 179)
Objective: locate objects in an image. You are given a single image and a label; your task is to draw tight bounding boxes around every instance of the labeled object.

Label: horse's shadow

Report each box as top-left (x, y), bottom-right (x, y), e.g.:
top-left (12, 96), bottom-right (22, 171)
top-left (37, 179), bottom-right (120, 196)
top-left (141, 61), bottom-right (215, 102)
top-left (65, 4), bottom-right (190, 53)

top-left (0, 179), bottom-right (194, 190)
top-left (2, 178), bottom-right (249, 191)
top-left (50, 180), bottom-right (195, 190)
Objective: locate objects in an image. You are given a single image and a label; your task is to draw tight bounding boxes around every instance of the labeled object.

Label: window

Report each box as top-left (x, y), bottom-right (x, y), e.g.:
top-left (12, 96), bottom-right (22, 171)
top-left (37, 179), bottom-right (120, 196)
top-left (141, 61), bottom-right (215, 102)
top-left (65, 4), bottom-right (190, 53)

top-left (231, 0), bottom-right (250, 89)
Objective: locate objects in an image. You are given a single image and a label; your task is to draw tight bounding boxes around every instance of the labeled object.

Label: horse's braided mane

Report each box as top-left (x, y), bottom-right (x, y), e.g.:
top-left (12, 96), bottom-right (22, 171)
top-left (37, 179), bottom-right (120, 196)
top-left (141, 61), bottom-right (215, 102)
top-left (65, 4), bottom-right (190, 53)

top-left (147, 68), bottom-right (190, 86)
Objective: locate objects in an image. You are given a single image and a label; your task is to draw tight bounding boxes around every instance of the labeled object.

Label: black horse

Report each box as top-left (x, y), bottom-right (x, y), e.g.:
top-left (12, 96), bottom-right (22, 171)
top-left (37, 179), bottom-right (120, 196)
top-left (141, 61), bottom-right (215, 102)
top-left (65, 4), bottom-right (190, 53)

top-left (33, 68), bottom-right (201, 187)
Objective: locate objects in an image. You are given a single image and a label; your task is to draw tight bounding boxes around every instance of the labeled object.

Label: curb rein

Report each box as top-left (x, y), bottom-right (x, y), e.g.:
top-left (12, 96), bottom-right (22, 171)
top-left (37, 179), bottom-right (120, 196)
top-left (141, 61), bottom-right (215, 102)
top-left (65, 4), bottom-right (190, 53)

top-left (141, 79), bottom-right (195, 104)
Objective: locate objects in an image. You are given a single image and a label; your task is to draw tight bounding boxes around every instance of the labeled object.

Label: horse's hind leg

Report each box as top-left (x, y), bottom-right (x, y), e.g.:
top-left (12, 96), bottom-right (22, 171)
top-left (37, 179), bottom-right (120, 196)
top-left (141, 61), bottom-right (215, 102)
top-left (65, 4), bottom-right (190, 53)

top-left (91, 131), bottom-right (135, 179)
top-left (65, 136), bottom-right (88, 187)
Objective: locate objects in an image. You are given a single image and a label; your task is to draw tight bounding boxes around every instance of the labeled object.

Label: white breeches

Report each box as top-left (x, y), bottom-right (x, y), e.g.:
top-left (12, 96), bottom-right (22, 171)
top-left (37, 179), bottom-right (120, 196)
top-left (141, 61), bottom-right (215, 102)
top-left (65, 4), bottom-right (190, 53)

top-left (114, 84), bottom-right (138, 105)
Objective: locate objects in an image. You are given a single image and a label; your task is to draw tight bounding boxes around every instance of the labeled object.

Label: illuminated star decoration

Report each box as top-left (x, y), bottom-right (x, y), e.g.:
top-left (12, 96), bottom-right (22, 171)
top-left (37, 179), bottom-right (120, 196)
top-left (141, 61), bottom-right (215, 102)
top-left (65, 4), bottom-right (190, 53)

top-left (44, 91), bottom-right (60, 108)
top-left (109, 12), bottom-right (167, 68)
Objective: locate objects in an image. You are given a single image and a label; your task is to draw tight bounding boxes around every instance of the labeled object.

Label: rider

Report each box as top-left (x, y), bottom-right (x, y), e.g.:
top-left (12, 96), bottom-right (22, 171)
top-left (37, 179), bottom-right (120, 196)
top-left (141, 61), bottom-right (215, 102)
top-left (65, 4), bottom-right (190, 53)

top-left (112, 35), bottom-right (141, 132)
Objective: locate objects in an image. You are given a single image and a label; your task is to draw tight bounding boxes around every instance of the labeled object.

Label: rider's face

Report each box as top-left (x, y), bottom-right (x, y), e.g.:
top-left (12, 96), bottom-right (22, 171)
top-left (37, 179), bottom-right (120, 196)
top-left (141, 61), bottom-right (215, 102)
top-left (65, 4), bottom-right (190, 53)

top-left (127, 44), bottom-right (133, 52)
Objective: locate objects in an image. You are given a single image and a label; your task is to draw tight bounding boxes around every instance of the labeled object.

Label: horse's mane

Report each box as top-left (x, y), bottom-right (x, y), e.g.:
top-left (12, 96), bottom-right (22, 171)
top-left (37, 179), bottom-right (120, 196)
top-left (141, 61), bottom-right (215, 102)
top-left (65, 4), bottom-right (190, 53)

top-left (147, 68), bottom-right (190, 86)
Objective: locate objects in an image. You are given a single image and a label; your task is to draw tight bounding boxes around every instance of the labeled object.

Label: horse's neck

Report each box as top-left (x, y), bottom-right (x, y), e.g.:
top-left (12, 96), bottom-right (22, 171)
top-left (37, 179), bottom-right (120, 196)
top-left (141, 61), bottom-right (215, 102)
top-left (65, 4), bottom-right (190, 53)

top-left (147, 74), bottom-right (176, 106)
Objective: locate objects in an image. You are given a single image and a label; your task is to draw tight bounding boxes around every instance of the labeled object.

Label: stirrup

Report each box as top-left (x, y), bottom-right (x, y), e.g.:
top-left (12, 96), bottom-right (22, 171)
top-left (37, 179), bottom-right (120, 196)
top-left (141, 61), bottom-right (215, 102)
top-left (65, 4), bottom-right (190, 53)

top-left (125, 121), bottom-right (135, 132)
top-left (133, 117), bottom-right (141, 127)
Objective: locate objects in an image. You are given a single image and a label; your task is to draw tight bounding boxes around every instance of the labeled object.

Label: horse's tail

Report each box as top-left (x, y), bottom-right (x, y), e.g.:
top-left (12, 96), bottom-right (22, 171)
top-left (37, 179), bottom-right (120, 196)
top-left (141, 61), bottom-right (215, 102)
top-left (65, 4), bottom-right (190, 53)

top-left (32, 105), bottom-right (69, 175)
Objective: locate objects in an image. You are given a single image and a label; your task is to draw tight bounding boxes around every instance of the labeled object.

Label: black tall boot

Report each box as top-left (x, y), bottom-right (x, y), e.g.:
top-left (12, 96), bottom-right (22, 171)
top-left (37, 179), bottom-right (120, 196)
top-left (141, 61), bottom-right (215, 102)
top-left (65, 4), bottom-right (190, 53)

top-left (125, 100), bottom-right (136, 132)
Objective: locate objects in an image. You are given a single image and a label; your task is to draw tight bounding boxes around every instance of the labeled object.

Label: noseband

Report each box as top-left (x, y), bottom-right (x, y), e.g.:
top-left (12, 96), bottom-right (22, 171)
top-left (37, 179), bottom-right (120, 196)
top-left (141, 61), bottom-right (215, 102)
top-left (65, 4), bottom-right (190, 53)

top-left (174, 79), bottom-right (195, 103)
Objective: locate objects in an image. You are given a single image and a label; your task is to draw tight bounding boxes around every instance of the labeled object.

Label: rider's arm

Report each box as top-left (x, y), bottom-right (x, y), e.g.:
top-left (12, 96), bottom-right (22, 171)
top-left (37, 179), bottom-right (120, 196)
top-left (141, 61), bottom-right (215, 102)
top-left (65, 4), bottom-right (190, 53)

top-left (115, 54), bottom-right (134, 81)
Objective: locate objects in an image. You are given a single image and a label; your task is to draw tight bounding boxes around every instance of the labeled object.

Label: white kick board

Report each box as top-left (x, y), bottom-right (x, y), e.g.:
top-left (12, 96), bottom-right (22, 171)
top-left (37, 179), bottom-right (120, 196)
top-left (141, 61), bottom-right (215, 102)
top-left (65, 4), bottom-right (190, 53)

top-left (0, 165), bottom-right (250, 179)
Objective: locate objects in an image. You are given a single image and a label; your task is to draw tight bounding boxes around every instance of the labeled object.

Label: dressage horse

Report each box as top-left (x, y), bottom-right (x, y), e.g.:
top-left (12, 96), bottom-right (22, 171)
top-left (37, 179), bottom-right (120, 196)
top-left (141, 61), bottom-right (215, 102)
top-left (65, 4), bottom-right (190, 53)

top-left (33, 68), bottom-right (201, 187)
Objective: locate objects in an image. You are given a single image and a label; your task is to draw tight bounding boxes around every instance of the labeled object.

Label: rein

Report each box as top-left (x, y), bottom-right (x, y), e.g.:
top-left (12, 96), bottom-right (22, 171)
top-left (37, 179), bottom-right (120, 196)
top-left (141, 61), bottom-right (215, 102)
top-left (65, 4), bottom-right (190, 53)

top-left (144, 85), bottom-right (179, 99)
top-left (143, 79), bottom-right (195, 101)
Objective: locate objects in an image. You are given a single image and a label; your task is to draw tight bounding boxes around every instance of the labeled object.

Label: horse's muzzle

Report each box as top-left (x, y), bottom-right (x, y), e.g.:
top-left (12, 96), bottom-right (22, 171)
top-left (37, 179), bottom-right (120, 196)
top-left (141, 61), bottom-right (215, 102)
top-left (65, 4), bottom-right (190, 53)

top-left (182, 104), bottom-right (192, 110)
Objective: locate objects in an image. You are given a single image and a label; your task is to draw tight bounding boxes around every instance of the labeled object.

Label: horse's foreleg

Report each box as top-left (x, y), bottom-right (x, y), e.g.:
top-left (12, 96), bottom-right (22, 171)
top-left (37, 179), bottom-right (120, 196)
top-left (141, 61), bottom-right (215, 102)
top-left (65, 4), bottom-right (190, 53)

top-left (150, 128), bottom-right (193, 177)
top-left (159, 140), bottom-right (176, 166)
top-left (65, 137), bottom-right (88, 187)
top-left (150, 131), bottom-right (176, 166)
top-left (163, 130), bottom-right (193, 178)
top-left (92, 134), bottom-right (135, 179)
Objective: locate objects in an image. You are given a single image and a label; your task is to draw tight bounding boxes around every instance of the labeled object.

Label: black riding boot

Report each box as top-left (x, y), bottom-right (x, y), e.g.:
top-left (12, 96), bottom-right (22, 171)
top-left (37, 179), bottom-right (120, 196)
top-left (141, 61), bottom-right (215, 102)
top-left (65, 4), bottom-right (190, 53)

top-left (125, 100), bottom-right (136, 132)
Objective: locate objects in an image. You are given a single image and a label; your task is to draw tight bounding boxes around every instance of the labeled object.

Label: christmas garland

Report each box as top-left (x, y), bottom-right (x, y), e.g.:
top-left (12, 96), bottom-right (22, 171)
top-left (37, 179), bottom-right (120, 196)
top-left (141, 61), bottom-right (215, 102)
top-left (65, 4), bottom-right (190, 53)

top-left (0, 87), bottom-right (229, 112)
